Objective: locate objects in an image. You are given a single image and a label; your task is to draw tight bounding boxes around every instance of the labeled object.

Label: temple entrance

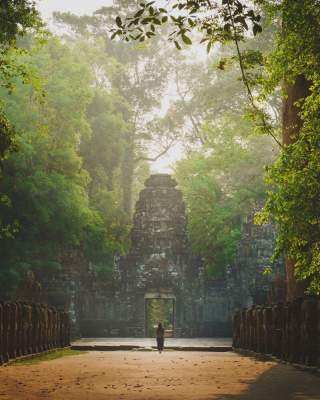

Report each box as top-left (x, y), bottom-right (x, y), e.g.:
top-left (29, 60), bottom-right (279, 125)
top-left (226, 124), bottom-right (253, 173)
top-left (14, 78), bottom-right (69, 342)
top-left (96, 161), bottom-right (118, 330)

top-left (145, 294), bottom-right (175, 337)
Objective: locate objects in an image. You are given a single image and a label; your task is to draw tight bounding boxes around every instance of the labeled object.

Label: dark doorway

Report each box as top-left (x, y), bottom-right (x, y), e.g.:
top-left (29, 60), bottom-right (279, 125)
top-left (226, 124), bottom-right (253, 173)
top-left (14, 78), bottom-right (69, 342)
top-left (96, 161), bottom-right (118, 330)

top-left (145, 298), bottom-right (175, 337)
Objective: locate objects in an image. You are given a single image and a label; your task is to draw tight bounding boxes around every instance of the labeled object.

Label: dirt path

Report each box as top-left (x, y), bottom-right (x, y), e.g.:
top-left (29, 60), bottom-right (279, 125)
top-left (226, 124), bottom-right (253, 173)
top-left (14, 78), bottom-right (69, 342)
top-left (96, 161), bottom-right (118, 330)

top-left (0, 351), bottom-right (319, 400)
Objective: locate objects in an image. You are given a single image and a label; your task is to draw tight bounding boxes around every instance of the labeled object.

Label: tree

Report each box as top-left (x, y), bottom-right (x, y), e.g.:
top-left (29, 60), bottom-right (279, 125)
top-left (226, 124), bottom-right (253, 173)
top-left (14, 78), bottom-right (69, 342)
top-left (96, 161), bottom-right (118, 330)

top-left (0, 35), bottom-right (130, 297)
top-left (167, 28), bottom-right (279, 277)
top-left (175, 116), bottom-right (276, 276)
top-left (0, 0), bottom-right (42, 158)
top-left (0, 1), bottom-right (43, 240)
top-left (256, 1), bottom-right (320, 297)
top-left (55, 2), bottom-right (180, 216)
top-left (112, 0), bottom-right (320, 297)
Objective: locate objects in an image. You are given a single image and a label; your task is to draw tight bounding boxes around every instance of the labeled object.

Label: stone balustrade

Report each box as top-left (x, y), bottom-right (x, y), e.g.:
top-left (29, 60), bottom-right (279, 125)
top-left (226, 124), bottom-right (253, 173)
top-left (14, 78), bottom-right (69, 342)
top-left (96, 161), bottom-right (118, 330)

top-left (233, 297), bottom-right (320, 367)
top-left (0, 302), bottom-right (70, 364)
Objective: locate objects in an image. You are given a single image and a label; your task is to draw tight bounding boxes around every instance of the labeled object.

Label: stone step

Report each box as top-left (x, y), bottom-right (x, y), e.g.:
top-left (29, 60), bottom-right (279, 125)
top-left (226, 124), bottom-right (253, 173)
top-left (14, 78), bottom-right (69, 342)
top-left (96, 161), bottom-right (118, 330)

top-left (71, 344), bottom-right (232, 352)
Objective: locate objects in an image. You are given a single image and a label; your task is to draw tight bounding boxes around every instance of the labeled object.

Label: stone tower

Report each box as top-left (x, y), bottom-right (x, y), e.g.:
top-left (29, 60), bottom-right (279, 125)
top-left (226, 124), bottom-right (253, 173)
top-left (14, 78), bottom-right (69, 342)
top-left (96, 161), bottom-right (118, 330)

top-left (116, 174), bottom-right (205, 337)
top-left (45, 173), bottom-right (232, 337)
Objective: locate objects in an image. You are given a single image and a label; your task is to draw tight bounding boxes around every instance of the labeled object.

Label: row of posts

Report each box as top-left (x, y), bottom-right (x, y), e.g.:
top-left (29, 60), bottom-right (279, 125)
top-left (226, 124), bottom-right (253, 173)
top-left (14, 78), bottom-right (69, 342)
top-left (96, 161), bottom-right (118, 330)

top-left (233, 296), bottom-right (320, 367)
top-left (0, 302), bottom-right (70, 364)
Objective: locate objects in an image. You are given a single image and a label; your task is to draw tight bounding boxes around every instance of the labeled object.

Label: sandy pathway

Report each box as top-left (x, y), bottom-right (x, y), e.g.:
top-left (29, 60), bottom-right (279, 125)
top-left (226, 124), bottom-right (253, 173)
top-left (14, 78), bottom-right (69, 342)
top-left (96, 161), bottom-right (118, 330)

top-left (0, 351), bottom-right (319, 400)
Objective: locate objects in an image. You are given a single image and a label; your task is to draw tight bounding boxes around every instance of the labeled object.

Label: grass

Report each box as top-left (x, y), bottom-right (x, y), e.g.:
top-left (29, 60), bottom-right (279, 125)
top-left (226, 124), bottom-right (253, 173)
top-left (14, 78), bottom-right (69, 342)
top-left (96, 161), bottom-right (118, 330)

top-left (10, 349), bottom-right (84, 366)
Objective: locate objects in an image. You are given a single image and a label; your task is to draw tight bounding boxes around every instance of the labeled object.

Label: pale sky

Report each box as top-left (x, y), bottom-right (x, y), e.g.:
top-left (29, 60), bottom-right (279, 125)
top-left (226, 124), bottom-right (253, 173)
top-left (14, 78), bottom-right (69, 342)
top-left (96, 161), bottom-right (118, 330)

top-left (37, 0), bottom-right (113, 18)
top-left (36, 0), bottom-right (183, 173)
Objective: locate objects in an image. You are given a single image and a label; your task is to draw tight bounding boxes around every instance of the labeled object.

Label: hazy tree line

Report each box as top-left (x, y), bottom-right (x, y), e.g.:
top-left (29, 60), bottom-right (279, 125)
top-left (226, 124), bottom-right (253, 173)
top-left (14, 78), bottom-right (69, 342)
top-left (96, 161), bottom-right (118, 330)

top-left (112, 0), bottom-right (320, 297)
top-left (1, 0), bottom-right (319, 299)
top-left (0, 0), bottom-right (187, 297)
top-left (0, 0), bottom-right (280, 297)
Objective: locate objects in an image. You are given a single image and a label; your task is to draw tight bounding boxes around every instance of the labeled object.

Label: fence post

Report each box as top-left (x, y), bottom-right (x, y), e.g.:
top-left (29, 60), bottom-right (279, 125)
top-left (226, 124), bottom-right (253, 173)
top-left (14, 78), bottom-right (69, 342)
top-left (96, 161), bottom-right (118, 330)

top-left (262, 306), bottom-right (272, 354)
top-left (289, 298), bottom-right (302, 363)
top-left (233, 311), bottom-right (240, 348)
top-left (271, 302), bottom-right (283, 357)
top-left (0, 302), bottom-right (3, 365)
top-left (317, 299), bottom-right (320, 368)
top-left (300, 297), bottom-right (318, 366)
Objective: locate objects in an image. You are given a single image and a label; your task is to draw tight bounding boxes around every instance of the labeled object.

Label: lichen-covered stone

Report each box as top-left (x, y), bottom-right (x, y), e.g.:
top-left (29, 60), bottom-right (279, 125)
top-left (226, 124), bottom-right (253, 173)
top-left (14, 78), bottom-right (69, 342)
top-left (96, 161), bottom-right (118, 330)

top-left (226, 205), bottom-right (285, 311)
top-left (39, 175), bottom-right (283, 338)
top-left (114, 174), bottom-right (205, 337)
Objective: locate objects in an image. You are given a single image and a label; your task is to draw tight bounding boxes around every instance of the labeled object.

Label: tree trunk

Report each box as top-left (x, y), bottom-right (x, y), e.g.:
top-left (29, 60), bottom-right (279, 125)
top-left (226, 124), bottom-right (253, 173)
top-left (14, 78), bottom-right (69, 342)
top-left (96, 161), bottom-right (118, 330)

top-left (121, 132), bottom-right (134, 216)
top-left (282, 75), bottom-right (310, 301)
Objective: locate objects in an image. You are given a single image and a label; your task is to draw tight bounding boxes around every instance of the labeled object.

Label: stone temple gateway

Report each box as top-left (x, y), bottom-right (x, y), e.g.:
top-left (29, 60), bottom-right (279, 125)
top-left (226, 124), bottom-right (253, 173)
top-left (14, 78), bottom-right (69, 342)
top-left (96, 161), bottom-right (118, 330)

top-left (115, 174), bottom-right (205, 337)
top-left (40, 172), bottom-right (285, 338)
top-left (77, 174), bottom-right (231, 337)
top-left (39, 173), bottom-right (282, 338)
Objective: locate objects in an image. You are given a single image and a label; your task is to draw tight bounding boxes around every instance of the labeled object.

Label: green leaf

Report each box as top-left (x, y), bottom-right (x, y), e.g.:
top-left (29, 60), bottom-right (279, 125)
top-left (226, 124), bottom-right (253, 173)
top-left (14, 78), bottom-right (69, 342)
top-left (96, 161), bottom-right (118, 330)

top-left (182, 34), bottom-right (192, 45)
top-left (110, 31), bottom-right (118, 40)
top-left (115, 16), bottom-right (122, 27)
top-left (253, 24), bottom-right (262, 36)
top-left (134, 9), bottom-right (144, 18)
top-left (174, 40), bottom-right (181, 50)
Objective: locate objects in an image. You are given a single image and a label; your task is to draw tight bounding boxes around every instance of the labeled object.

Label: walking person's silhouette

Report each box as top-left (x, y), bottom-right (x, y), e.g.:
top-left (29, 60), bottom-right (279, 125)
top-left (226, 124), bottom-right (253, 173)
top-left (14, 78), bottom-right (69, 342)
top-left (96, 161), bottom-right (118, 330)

top-left (156, 322), bottom-right (165, 353)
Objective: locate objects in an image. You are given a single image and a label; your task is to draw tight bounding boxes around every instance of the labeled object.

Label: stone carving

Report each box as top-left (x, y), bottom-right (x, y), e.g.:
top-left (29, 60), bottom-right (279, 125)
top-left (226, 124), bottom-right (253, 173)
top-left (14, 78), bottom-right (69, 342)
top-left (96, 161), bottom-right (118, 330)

top-left (78, 174), bottom-right (231, 337)
top-left (0, 302), bottom-right (70, 365)
top-left (233, 297), bottom-right (320, 367)
top-left (271, 302), bottom-right (283, 357)
top-left (227, 206), bottom-right (285, 310)
top-left (0, 302), bottom-right (3, 364)
top-left (113, 174), bottom-right (206, 337)
top-left (38, 174), bottom-right (284, 339)
top-left (300, 297), bottom-right (318, 365)
top-left (262, 306), bottom-right (272, 354)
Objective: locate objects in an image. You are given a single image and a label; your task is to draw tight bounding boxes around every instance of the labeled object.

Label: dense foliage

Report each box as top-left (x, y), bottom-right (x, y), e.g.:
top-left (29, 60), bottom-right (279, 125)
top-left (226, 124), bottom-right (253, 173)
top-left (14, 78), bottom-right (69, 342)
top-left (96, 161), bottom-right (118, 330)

top-left (113, 0), bottom-right (320, 294)
top-left (256, 1), bottom-right (320, 293)
top-left (0, 35), bottom-right (131, 297)
top-left (54, 1), bottom-right (178, 215)
top-left (0, 0), bottom-right (42, 158)
top-left (158, 30), bottom-right (278, 276)
top-left (176, 123), bottom-right (275, 276)
top-left (1, 0), bottom-right (320, 298)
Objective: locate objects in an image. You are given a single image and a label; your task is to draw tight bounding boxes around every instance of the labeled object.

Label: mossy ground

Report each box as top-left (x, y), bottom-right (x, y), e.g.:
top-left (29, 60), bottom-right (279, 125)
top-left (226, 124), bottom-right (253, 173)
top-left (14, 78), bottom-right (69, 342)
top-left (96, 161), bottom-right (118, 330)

top-left (11, 349), bottom-right (84, 366)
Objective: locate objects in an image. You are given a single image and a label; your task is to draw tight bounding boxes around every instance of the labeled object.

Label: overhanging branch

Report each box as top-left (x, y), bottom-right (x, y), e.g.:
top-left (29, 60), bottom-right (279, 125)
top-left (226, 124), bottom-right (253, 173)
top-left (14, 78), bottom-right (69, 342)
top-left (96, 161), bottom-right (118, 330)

top-left (134, 138), bottom-right (176, 163)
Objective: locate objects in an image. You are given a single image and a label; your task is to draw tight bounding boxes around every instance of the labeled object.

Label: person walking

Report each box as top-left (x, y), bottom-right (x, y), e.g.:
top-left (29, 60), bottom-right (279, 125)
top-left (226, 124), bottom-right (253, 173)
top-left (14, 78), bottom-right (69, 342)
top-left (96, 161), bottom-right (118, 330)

top-left (156, 322), bottom-right (165, 353)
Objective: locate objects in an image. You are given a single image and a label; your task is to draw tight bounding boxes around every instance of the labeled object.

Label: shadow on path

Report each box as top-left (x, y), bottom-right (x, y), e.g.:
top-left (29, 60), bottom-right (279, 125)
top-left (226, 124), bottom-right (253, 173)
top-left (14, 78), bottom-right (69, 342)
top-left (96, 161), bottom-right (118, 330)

top-left (213, 363), bottom-right (320, 400)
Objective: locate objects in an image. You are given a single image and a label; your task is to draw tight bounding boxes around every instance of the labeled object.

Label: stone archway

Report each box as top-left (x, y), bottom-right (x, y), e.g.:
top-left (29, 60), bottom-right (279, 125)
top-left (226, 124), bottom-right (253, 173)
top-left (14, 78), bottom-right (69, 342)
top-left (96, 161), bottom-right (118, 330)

top-left (116, 174), bottom-right (206, 337)
top-left (75, 174), bottom-right (232, 338)
top-left (144, 292), bottom-right (176, 337)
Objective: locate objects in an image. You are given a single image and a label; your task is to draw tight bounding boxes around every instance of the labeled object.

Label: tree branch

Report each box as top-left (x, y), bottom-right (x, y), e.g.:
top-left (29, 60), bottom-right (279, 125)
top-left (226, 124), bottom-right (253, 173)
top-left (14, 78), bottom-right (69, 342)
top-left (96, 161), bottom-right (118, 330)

top-left (134, 138), bottom-right (176, 163)
top-left (226, 0), bottom-right (283, 149)
top-left (175, 68), bottom-right (205, 144)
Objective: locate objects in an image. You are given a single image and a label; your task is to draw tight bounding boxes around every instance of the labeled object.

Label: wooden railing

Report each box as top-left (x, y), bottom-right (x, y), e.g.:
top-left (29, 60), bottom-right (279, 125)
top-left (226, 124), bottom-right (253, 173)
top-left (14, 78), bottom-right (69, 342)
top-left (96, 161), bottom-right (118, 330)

top-left (233, 297), bottom-right (320, 367)
top-left (0, 302), bottom-right (70, 364)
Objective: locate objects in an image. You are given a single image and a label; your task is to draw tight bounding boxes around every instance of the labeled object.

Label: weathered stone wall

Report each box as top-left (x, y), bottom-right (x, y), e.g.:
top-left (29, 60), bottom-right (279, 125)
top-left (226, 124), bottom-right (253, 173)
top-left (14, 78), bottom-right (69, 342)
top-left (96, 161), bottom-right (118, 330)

top-left (0, 302), bottom-right (70, 365)
top-left (233, 296), bottom-right (320, 367)
top-left (109, 174), bottom-right (208, 337)
top-left (38, 176), bottom-right (283, 338)
top-left (226, 207), bottom-right (285, 312)
top-left (77, 174), bottom-right (231, 337)
top-left (37, 247), bottom-right (90, 338)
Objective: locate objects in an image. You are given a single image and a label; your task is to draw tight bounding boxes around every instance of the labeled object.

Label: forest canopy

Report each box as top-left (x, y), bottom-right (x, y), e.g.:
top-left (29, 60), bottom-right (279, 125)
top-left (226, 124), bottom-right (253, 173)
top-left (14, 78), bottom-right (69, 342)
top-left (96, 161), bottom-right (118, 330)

top-left (0, 0), bottom-right (319, 298)
top-left (111, 0), bottom-right (320, 295)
